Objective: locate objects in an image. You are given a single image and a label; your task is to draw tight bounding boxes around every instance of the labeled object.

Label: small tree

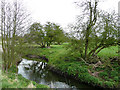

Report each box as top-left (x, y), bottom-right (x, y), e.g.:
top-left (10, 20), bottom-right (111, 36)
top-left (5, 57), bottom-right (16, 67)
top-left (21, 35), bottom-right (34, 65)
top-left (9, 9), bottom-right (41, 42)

top-left (69, 0), bottom-right (98, 60)
top-left (44, 22), bottom-right (55, 47)
top-left (29, 22), bottom-right (45, 48)
top-left (44, 22), bottom-right (65, 47)
top-left (53, 24), bottom-right (65, 45)
top-left (26, 22), bottom-right (66, 48)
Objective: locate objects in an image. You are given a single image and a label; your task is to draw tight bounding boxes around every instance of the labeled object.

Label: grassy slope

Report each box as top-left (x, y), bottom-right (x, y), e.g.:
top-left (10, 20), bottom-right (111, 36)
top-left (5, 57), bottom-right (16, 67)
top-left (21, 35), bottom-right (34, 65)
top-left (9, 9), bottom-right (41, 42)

top-left (16, 44), bottom-right (120, 88)
top-left (1, 67), bottom-right (49, 88)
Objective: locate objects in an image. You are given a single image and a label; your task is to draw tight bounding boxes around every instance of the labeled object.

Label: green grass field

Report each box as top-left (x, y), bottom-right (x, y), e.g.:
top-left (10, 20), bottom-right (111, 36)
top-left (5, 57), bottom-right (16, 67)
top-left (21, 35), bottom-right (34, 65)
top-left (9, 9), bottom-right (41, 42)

top-left (98, 46), bottom-right (118, 58)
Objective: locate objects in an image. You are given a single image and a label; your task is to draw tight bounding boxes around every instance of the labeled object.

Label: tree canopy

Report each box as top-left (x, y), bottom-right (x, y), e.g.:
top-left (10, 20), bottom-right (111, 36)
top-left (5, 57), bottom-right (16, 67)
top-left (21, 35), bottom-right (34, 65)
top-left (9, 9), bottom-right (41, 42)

top-left (25, 22), bottom-right (66, 48)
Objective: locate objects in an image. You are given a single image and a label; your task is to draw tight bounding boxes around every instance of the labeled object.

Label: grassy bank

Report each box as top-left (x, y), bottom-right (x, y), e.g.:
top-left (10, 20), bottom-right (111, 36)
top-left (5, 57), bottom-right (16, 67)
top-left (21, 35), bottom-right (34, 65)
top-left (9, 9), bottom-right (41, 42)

top-left (1, 66), bottom-right (49, 88)
top-left (16, 44), bottom-right (120, 88)
top-left (0, 44), bottom-right (49, 88)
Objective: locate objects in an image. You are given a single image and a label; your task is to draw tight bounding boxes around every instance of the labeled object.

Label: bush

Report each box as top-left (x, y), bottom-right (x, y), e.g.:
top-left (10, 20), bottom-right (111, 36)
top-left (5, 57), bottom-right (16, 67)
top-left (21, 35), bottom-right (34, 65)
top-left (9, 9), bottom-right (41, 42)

top-left (104, 76), bottom-right (109, 81)
top-left (87, 76), bottom-right (98, 84)
top-left (98, 81), bottom-right (103, 86)
top-left (110, 71), bottom-right (118, 77)
top-left (104, 81), bottom-right (114, 88)
top-left (113, 76), bottom-right (119, 82)
top-left (8, 65), bottom-right (18, 73)
top-left (7, 73), bottom-right (16, 80)
top-left (92, 78), bottom-right (100, 85)
top-left (78, 67), bottom-right (88, 73)
top-left (99, 71), bottom-right (108, 77)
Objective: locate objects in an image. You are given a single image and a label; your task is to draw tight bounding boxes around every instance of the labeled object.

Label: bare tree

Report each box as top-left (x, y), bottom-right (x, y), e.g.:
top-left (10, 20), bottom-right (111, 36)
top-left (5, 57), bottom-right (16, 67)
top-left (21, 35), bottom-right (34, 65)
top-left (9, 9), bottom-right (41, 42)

top-left (0, 0), bottom-right (31, 72)
top-left (68, 0), bottom-right (118, 63)
top-left (74, 0), bottom-right (98, 60)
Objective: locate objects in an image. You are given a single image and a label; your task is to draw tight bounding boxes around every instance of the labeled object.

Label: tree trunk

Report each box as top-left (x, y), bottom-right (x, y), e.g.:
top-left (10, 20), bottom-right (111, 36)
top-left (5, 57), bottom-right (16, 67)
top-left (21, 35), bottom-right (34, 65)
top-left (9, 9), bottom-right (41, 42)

top-left (47, 42), bottom-right (50, 47)
top-left (88, 45), bottom-right (101, 56)
top-left (84, 1), bottom-right (98, 60)
top-left (95, 46), bottom-right (106, 55)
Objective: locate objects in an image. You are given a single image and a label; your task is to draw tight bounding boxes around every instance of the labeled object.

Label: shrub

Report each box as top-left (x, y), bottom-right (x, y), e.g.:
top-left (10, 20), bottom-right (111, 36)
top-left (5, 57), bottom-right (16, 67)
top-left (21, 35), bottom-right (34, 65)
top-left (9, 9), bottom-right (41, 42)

top-left (109, 79), bottom-right (113, 82)
top-left (104, 76), bottom-right (109, 81)
top-left (92, 78), bottom-right (100, 85)
top-left (110, 71), bottom-right (118, 77)
top-left (98, 81), bottom-right (103, 86)
top-left (7, 73), bottom-right (16, 80)
top-left (113, 76), bottom-right (119, 82)
top-left (104, 81), bottom-right (114, 88)
top-left (78, 67), bottom-right (88, 73)
top-left (8, 65), bottom-right (17, 73)
top-left (99, 72), bottom-right (108, 77)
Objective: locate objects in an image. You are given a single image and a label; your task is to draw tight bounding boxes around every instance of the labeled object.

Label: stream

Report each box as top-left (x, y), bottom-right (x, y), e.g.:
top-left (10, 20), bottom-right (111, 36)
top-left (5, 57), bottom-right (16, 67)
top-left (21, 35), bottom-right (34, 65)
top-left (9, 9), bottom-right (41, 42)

top-left (18, 58), bottom-right (102, 89)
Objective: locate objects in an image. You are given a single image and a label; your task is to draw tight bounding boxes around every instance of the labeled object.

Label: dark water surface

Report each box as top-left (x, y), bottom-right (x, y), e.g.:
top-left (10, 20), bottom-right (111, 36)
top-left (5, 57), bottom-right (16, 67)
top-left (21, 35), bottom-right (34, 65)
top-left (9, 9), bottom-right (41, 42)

top-left (18, 58), bottom-right (102, 89)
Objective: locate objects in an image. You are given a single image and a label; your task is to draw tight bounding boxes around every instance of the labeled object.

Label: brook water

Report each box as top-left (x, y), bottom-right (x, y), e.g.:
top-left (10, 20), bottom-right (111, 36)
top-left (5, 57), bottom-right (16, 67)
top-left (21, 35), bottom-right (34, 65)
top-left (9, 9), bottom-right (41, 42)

top-left (18, 58), bottom-right (101, 89)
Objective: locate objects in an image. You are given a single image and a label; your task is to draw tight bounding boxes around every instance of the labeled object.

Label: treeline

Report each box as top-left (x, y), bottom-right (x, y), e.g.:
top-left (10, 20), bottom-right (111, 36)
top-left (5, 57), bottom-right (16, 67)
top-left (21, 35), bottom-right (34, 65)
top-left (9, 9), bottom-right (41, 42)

top-left (23, 22), bottom-right (69, 48)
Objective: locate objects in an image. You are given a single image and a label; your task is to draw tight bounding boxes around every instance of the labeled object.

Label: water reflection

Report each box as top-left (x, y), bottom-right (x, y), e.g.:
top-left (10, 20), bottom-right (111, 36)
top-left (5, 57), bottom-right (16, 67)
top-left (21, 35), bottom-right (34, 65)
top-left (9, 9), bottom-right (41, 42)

top-left (18, 59), bottom-right (100, 89)
top-left (18, 59), bottom-right (72, 88)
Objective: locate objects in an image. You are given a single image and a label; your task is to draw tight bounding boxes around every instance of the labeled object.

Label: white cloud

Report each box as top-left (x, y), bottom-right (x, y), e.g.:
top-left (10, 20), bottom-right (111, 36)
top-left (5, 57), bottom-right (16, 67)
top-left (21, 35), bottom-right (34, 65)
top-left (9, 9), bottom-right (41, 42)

top-left (22, 0), bottom-right (80, 28)
top-left (7, 0), bottom-right (120, 29)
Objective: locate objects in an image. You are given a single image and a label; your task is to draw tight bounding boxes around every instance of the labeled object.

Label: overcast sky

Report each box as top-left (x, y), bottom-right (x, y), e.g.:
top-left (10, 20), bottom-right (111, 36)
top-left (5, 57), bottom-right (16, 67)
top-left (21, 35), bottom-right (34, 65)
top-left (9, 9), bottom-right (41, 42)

top-left (21, 0), bottom-right (120, 29)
